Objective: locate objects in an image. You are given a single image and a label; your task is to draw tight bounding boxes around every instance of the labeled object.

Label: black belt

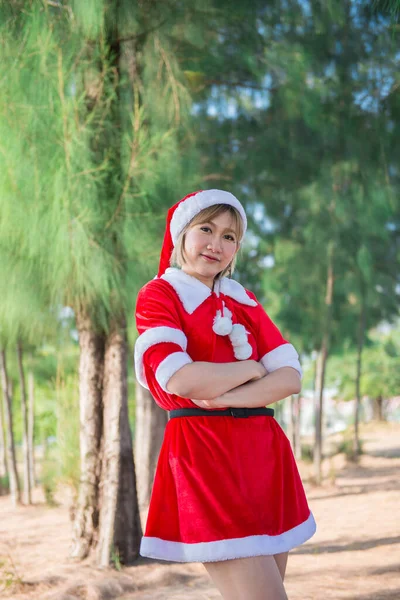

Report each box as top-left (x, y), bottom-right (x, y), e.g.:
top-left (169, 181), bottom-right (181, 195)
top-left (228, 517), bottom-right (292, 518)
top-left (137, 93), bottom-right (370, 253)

top-left (169, 407), bottom-right (274, 419)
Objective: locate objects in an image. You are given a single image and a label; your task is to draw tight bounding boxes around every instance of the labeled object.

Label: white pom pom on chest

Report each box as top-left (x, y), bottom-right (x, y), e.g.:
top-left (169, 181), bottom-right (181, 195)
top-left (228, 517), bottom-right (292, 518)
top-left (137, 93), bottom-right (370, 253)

top-left (233, 342), bottom-right (253, 360)
top-left (229, 323), bottom-right (248, 346)
top-left (212, 307), bottom-right (233, 336)
top-left (213, 315), bottom-right (233, 336)
top-left (228, 323), bottom-right (252, 360)
top-left (211, 303), bottom-right (252, 360)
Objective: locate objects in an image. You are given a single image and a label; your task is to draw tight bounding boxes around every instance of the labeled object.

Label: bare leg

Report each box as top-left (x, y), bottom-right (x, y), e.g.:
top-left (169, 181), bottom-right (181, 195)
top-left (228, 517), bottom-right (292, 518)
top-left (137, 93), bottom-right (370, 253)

top-left (204, 555), bottom-right (288, 600)
top-left (274, 552), bottom-right (289, 581)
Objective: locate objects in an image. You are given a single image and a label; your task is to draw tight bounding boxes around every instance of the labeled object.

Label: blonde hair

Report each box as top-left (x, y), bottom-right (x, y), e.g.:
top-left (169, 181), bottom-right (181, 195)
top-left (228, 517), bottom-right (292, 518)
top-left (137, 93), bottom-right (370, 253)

top-left (170, 204), bottom-right (243, 279)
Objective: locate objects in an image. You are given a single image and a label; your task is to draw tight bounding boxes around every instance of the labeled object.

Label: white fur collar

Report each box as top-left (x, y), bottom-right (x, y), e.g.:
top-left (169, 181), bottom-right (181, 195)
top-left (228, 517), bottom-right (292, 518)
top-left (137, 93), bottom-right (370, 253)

top-left (161, 268), bottom-right (257, 314)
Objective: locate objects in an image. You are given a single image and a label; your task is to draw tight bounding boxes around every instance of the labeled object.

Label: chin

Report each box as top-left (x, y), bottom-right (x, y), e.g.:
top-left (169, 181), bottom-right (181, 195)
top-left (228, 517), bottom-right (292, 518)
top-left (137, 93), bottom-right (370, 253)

top-left (198, 265), bottom-right (222, 277)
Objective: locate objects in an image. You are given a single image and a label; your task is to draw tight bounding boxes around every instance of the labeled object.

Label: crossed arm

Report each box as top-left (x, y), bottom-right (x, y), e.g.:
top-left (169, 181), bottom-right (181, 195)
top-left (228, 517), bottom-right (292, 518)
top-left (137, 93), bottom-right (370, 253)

top-left (167, 360), bottom-right (301, 409)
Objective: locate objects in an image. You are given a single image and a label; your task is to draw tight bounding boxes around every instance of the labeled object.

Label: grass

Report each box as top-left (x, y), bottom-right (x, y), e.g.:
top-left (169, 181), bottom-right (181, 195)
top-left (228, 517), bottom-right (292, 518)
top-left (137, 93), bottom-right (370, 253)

top-left (0, 475), bottom-right (10, 496)
top-left (0, 553), bottom-right (22, 595)
top-left (110, 546), bottom-right (122, 571)
top-left (40, 449), bottom-right (60, 507)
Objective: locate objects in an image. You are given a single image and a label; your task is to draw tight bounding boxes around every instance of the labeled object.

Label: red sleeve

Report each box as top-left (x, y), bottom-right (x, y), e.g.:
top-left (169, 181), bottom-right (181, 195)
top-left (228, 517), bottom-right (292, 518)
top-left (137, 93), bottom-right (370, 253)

top-left (134, 280), bottom-right (193, 392)
top-left (246, 290), bottom-right (302, 377)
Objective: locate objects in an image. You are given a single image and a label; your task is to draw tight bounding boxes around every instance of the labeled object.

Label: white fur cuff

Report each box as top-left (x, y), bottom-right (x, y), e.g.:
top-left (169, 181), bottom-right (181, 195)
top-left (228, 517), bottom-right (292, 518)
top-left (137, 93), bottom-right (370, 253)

top-left (135, 326), bottom-right (188, 389)
top-left (260, 343), bottom-right (302, 379)
top-left (156, 352), bottom-right (193, 393)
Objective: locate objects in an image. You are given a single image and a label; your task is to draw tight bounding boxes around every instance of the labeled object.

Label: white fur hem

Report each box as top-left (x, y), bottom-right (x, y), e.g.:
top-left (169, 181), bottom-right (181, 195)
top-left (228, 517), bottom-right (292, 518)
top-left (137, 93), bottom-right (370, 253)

top-left (134, 326), bottom-right (188, 389)
top-left (140, 512), bottom-right (316, 563)
top-left (156, 352), bottom-right (193, 392)
top-left (260, 343), bottom-right (302, 379)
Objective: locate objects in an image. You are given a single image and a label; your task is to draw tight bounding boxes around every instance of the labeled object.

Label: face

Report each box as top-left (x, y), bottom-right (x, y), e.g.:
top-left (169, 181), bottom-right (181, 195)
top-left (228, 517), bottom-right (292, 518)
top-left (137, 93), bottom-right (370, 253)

top-left (181, 211), bottom-right (240, 288)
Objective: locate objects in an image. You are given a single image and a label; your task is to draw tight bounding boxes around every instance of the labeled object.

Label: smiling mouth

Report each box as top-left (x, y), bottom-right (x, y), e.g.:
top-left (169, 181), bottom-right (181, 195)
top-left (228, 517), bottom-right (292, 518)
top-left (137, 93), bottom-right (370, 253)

top-left (201, 254), bottom-right (220, 262)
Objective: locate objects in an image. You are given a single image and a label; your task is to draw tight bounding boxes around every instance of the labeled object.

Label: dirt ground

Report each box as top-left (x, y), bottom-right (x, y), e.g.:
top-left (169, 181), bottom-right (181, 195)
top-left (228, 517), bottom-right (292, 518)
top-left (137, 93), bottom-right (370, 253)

top-left (1, 422), bottom-right (399, 600)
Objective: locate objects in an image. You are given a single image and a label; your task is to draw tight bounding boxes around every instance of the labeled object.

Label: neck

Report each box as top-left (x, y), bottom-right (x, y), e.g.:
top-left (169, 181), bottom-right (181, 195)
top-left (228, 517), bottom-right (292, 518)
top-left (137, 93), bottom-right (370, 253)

top-left (180, 266), bottom-right (217, 290)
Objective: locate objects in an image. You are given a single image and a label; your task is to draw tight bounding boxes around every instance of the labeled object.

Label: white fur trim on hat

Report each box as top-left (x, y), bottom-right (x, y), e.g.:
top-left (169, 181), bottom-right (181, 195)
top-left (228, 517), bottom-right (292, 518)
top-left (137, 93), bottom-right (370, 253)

top-left (155, 352), bottom-right (193, 393)
top-left (260, 343), bottom-right (302, 379)
top-left (134, 326), bottom-right (188, 389)
top-left (170, 190), bottom-right (247, 245)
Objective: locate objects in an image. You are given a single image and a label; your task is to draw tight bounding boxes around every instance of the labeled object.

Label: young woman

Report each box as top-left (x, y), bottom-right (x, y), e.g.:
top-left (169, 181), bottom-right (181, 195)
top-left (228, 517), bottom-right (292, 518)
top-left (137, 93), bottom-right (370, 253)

top-left (134, 189), bottom-right (316, 600)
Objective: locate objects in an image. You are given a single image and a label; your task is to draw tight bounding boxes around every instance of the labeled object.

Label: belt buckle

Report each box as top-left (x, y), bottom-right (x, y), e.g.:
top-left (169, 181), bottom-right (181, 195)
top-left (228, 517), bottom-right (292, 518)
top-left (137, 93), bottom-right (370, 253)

top-left (229, 407), bottom-right (249, 418)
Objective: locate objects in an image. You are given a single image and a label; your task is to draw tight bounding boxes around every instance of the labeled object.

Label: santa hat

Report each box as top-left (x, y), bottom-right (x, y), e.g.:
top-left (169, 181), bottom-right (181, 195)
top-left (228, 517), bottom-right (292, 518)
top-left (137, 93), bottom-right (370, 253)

top-left (157, 189), bottom-right (247, 277)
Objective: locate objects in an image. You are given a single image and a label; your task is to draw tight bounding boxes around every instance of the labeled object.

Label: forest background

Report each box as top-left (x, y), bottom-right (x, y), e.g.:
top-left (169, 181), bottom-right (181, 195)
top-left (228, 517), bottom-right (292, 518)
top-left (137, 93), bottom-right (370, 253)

top-left (0, 0), bottom-right (399, 568)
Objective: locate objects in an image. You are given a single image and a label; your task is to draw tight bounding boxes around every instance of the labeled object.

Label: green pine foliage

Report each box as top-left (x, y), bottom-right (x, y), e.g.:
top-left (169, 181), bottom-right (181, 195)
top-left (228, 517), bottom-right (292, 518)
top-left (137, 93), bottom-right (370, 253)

top-left (0, 0), bottom-right (399, 501)
top-left (0, 1), bottom-right (201, 325)
top-left (0, 1), bottom-right (208, 501)
top-left (324, 324), bottom-right (400, 404)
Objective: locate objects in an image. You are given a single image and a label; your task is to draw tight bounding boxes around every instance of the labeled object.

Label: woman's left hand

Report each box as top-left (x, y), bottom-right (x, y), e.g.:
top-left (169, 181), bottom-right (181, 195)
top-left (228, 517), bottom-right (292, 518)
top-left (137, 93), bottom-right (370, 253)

top-left (190, 383), bottom-right (246, 409)
top-left (190, 396), bottom-right (226, 409)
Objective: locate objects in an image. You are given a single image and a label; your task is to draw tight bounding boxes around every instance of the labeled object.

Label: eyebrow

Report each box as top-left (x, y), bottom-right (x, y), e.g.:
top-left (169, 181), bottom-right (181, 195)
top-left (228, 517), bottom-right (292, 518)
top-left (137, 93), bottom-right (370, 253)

top-left (203, 220), bottom-right (237, 235)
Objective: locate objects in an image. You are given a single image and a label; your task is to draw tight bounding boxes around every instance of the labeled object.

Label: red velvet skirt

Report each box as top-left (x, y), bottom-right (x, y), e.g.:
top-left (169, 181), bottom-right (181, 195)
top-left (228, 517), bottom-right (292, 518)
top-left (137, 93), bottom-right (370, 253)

top-left (140, 414), bottom-right (316, 563)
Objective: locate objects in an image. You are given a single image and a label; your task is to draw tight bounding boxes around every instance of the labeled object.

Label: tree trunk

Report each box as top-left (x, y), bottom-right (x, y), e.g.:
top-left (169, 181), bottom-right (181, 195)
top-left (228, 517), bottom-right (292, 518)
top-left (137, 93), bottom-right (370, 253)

top-left (314, 243), bottom-right (335, 485)
top-left (8, 379), bottom-right (13, 404)
top-left (135, 381), bottom-right (168, 510)
top-left (70, 309), bottom-right (105, 559)
top-left (0, 387), bottom-right (7, 480)
top-left (294, 353), bottom-right (304, 461)
top-left (294, 395), bottom-right (302, 461)
top-left (354, 284), bottom-right (366, 456)
top-left (288, 395), bottom-right (296, 452)
top-left (28, 370), bottom-right (35, 490)
top-left (0, 349), bottom-right (20, 505)
top-left (17, 341), bottom-right (31, 505)
top-left (373, 396), bottom-right (385, 421)
top-left (313, 351), bottom-right (324, 480)
top-left (97, 316), bottom-right (142, 567)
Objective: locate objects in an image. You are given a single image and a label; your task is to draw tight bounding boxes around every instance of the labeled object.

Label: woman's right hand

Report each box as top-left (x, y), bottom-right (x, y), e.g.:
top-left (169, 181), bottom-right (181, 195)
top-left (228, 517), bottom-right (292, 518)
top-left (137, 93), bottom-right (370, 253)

top-left (249, 360), bottom-right (267, 381)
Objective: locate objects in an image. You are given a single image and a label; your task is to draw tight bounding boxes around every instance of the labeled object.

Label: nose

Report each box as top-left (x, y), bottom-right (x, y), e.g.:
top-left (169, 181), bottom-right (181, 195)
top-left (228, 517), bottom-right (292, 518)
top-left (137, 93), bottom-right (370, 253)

top-left (207, 235), bottom-right (222, 253)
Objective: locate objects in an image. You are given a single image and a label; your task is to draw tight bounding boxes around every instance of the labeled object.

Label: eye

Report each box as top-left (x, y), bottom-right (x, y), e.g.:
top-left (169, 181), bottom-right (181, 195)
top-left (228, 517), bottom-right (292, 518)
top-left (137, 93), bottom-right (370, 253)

top-left (200, 226), bottom-right (211, 233)
top-left (224, 234), bottom-right (236, 242)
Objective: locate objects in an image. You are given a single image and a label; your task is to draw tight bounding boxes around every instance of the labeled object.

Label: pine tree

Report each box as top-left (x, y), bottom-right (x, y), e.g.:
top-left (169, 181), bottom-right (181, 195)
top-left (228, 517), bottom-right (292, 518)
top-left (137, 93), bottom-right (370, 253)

top-left (0, 0), bottom-right (201, 564)
top-left (192, 0), bottom-right (400, 481)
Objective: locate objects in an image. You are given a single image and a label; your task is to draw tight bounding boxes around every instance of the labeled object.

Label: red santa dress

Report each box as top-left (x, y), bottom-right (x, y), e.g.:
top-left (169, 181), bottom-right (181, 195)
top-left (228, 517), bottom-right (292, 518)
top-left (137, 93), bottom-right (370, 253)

top-left (134, 266), bottom-right (316, 563)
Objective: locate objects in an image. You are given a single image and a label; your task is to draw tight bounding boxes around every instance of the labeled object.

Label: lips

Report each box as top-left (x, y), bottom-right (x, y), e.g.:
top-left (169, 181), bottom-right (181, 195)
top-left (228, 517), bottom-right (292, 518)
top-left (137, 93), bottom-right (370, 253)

top-left (201, 254), bottom-right (220, 262)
